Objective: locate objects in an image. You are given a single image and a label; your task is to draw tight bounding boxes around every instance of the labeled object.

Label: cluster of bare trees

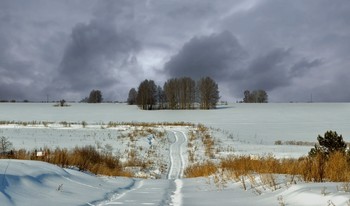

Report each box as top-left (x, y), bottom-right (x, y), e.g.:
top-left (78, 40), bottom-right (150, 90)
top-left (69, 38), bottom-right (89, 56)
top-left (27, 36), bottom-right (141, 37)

top-left (80, 90), bottom-right (103, 103)
top-left (135, 79), bottom-right (157, 110)
top-left (163, 77), bottom-right (196, 109)
top-left (128, 77), bottom-right (220, 110)
top-left (243, 90), bottom-right (268, 103)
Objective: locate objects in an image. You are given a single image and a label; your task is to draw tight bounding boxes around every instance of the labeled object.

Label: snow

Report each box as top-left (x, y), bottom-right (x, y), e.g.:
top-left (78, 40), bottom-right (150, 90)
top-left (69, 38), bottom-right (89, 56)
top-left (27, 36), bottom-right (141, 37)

top-left (1, 103), bottom-right (350, 144)
top-left (168, 131), bottom-right (187, 179)
top-left (2, 159), bottom-right (349, 205)
top-left (0, 159), bottom-right (135, 206)
top-left (1, 103), bottom-right (350, 205)
top-left (181, 177), bottom-right (350, 206)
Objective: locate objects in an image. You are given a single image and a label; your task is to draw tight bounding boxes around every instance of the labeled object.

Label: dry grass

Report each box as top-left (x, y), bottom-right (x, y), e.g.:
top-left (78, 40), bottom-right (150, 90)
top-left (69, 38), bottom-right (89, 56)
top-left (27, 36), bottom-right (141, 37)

top-left (1, 146), bottom-right (132, 177)
top-left (184, 151), bottom-right (350, 182)
top-left (0, 120), bottom-right (54, 126)
top-left (184, 161), bottom-right (217, 178)
top-left (196, 124), bottom-right (216, 159)
top-left (220, 152), bottom-right (350, 182)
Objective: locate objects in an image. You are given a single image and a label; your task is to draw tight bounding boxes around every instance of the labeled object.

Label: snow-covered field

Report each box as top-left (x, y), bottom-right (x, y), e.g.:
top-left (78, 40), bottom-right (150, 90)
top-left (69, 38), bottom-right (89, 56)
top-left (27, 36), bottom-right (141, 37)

top-left (1, 103), bottom-right (350, 143)
top-left (1, 103), bottom-right (350, 205)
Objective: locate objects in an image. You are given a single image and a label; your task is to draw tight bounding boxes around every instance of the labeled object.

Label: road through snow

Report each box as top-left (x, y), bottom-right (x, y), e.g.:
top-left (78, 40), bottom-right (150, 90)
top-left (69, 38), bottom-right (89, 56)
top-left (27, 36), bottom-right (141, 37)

top-left (95, 130), bottom-right (187, 206)
top-left (168, 131), bottom-right (187, 180)
top-left (168, 131), bottom-right (187, 206)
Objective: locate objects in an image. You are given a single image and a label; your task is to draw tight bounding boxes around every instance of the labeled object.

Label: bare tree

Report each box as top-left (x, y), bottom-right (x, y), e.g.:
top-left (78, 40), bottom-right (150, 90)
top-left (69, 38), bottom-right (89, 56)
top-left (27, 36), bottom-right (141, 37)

top-left (127, 88), bottom-right (138, 105)
top-left (243, 90), bottom-right (251, 103)
top-left (164, 78), bottom-right (179, 109)
top-left (243, 90), bottom-right (268, 103)
top-left (131, 76), bottom-right (220, 110)
top-left (136, 79), bottom-right (157, 110)
top-left (163, 77), bottom-right (196, 109)
top-left (0, 136), bottom-right (12, 153)
top-left (198, 77), bottom-right (220, 109)
top-left (88, 90), bottom-right (103, 103)
top-left (179, 77), bottom-right (195, 109)
top-left (60, 99), bottom-right (66, 107)
top-left (156, 85), bottom-right (166, 109)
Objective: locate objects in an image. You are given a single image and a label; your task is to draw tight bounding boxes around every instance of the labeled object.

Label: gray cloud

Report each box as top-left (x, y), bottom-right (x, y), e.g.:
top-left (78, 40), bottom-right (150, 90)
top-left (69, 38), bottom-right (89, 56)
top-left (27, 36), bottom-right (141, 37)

top-left (52, 20), bottom-right (140, 91)
top-left (163, 33), bottom-right (322, 100)
top-left (164, 31), bottom-right (247, 81)
top-left (1, 0), bottom-right (350, 102)
top-left (237, 49), bottom-right (322, 92)
top-left (44, 1), bottom-right (144, 101)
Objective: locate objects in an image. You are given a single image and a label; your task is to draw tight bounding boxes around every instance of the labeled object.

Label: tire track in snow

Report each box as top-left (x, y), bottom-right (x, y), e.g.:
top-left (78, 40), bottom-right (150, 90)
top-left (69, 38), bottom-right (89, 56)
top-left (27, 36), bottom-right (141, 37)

top-left (168, 131), bottom-right (187, 179)
top-left (88, 178), bottom-right (140, 206)
top-left (168, 130), bottom-right (187, 206)
top-left (92, 130), bottom-right (188, 206)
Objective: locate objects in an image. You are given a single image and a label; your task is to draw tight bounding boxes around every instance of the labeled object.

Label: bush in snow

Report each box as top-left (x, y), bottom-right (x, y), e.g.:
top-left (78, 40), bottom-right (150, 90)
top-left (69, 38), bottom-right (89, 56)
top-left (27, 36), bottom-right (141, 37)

top-left (309, 130), bottom-right (347, 157)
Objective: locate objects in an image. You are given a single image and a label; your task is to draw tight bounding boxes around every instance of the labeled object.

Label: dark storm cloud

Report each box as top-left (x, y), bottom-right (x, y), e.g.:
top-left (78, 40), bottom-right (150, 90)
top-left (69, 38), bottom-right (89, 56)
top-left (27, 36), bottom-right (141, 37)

top-left (54, 20), bottom-right (139, 91)
top-left (0, 16), bottom-right (38, 100)
top-left (0, 0), bottom-right (93, 101)
top-left (164, 31), bottom-right (322, 98)
top-left (164, 31), bottom-right (247, 80)
top-left (236, 49), bottom-right (322, 92)
top-left (1, 0), bottom-right (350, 102)
top-left (45, 0), bottom-right (144, 101)
top-left (215, 0), bottom-right (350, 101)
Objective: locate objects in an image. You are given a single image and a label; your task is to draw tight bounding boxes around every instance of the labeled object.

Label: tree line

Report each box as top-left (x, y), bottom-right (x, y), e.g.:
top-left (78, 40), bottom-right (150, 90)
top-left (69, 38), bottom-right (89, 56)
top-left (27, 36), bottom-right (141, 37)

top-left (242, 90), bottom-right (268, 103)
top-left (128, 76), bottom-right (220, 110)
top-left (53, 81), bottom-right (267, 106)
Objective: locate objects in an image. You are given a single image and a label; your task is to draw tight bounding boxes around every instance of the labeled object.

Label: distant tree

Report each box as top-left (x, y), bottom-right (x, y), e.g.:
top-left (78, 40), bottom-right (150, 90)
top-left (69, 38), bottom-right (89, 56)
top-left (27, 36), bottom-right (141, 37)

top-left (255, 90), bottom-right (268, 103)
top-left (156, 85), bottom-right (166, 109)
top-left (136, 79), bottom-right (157, 110)
top-left (127, 88), bottom-right (138, 105)
top-left (164, 78), bottom-right (179, 109)
top-left (179, 77), bottom-right (196, 109)
top-left (243, 90), bottom-right (251, 103)
top-left (130, 76), bottom-right (220, 110)
top-left (198, 77), bottom-right (220, 109)
top-left (243, 90), bottom-right (268, 103)
top-left (0, 136), bottom-right (12, 153)
top-left (163, 77), bottom-right (196, 109)
top-left (80, 97), bottom-right (89, 103)
top-left (60, 99), bottom-right (66, 107)
top-left (88, 90), bottom-right (103, 103)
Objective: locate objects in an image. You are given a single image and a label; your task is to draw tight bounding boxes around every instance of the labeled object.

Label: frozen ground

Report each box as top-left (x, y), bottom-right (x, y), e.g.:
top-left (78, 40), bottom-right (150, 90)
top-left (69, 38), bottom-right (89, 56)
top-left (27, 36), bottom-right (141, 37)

top-left (1, 103), bottom-right (350, 205)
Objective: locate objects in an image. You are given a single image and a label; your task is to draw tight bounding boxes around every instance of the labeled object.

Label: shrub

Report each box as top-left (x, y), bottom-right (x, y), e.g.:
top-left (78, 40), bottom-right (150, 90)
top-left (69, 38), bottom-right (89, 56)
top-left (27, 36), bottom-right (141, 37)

top-left (81, 121), bottom-right (87, 128)
top-left (309, 130), bottom-right (347, 157)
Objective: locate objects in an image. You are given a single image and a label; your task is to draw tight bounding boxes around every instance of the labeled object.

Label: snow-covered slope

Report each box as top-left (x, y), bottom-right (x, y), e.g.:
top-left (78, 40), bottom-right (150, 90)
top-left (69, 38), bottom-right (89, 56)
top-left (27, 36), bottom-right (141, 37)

top-left (181, 177), bottom-right (350, 206)
top-left (1, 160), bottom-right (350, 206)
top-left (0, 159), bottom-right (134, 206)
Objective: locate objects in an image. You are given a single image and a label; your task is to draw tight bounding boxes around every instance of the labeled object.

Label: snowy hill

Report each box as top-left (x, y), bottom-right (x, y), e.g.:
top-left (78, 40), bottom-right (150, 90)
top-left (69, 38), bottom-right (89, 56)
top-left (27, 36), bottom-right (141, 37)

top-left (0, 159), bottom-right (134, 206)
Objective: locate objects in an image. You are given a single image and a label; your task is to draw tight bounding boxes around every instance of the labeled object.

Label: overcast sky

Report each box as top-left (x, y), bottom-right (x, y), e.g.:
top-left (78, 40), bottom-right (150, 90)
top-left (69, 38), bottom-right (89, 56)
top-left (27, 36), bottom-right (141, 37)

top-left (1, 0), bottom-right (350, 102)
